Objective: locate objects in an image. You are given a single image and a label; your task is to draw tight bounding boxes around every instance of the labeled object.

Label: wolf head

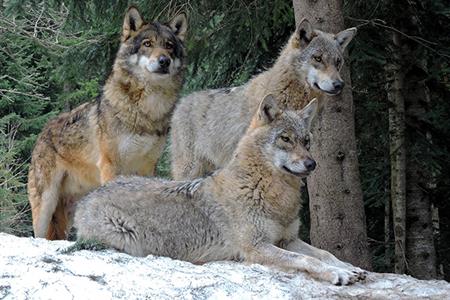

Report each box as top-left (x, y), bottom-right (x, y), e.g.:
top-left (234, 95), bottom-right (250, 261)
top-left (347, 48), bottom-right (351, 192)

top-left (289, 19), bottom-right (357, 95)
top-left (116, 6), bottom-right (187, 82)
top-left (248, 95), bottom-right (318, 178)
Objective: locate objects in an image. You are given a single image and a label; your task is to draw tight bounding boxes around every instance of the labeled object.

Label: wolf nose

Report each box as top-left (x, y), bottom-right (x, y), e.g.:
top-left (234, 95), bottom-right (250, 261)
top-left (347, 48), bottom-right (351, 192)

top-left (304, 158), bottom-right (316, 171)
top-left (158, 55), bottom-right (171, 68)
top-left (333, 80), bottom-right (345, 91)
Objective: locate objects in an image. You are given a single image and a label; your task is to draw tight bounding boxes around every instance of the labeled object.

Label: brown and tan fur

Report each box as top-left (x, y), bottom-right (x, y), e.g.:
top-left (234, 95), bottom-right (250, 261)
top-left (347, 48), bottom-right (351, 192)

top-left (74, 96), bottom-right (367, 285)
top-left (28, 6), bottom-right (188, 240)
top-left (171, 19), bottom-right (356, 180)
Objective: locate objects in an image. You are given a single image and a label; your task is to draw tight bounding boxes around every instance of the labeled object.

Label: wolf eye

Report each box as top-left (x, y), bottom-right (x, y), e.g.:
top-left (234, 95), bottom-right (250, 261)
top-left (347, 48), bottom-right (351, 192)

top-left (143, 40), bottom-right (152, 47)
top-left (314, 56), bottom-right (322, 63)
top-left (281, 135), bottom-right (291, 143)
top-left (165, 41), bottom-right (174, 50)
top-left (303, 135), bottom-right (311, 149)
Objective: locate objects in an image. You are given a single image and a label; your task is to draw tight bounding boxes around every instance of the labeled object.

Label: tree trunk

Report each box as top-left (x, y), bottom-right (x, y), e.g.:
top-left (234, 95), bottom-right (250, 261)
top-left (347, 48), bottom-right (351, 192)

top-left (405, 163), bottom-right (436, 278)
top-left (385, 31), bottom-right (406, 274)
top-left (292, 0), bottom-right (371, 269)
top-left (404, 63), bottom-right (437, 279)
top-left (431, 205), bottom-right (443, 278)
top-left (385, 194), bottom-right (391, 270)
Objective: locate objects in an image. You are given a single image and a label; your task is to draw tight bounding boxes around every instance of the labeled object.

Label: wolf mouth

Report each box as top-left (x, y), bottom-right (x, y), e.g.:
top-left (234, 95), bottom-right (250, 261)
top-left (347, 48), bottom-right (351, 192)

top-left (154, 68), bottom-right (169, 75)
top-left (313, 83), bottom-right (341, 95)
top-left (282, 166), bottom-right (310, 177)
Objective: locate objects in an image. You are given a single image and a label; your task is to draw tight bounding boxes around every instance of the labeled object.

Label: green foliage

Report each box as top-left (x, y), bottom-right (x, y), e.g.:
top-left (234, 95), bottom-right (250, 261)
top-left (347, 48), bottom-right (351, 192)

top-left (60, 238), bottom-right (108, 254)
top-left (156, 142), bottom-right (172, 179)
top-left (181, 0), bottom-right (294, 92)
top-left (0, 124), bottom-right (31, 236)
top-left (0, 4), bottom-right (61, 236)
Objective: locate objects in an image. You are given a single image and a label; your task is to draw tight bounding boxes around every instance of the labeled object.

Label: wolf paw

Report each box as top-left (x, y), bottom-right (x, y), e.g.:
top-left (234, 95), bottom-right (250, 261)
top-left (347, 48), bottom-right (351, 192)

top-left (330, 260), bottom-right (368, 281)
top-left (342, 263), bottom-right (368, 281)
top-left (352, 267), bottom-right (368, 281)
top-left (321, 266), bottom-right (363, 285)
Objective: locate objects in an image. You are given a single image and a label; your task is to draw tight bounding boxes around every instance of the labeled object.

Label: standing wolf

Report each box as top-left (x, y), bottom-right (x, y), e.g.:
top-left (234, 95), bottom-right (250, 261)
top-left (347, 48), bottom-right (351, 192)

top-left (171, 19), bottom-right (356, 179)
top-left (28, 6), bottom-right (188, 240)
top-left (74, 95), bottom-right (367, 285)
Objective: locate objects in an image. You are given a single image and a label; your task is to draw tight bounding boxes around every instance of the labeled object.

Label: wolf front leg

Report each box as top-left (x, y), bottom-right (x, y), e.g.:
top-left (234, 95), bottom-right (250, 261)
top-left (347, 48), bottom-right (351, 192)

top-left (246, 243), bottom-right (362, 285)
top-left (98, 152), bottom-right (117, 184)
top-left (284, 239), bottom-right (367, 280)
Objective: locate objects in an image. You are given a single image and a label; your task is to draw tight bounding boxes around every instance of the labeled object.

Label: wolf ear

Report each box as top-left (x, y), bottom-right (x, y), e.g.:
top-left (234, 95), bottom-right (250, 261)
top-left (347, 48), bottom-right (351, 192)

top-left (335, 27), bottom-right (357, 50)
top-left (256, 95), bottom-right (282, 126)
top-left (169, 13), bottom-right (188, 41)
top-left (298, 98), bottom-right (318, 130)
top-left (294, 19), bottom-right (315, 48)
top-left (122, 7), bottom-right (145, 41)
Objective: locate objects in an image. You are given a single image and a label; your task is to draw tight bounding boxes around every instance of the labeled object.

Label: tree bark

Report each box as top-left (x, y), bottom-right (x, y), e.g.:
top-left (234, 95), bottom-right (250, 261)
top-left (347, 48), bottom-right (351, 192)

top-left (385, 194), bottom-right (391, 269)
top-left (405, 163), bottom-right (436, 278)
top-left (431, 204), bottom-right (443, 278)
top-left (292, 0), bottom-right (371, 269)
top-left (404, 63), bottom-right (437, 279)
top-left (385, 31), bottom-right (406, 274)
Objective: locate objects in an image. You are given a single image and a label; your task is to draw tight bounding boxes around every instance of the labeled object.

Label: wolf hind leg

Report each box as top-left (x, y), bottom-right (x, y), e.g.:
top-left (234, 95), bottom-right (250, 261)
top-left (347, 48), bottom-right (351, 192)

top-left (75, 204), bottom-right (147, 257)
top-left (46, 198), bottom-right (70, 240)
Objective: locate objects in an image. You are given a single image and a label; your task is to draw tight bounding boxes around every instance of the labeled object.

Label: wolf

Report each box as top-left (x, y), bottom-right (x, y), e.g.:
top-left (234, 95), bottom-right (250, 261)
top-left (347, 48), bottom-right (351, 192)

top-left (74, 95), bottom-right (367, 285)
top-left (27, 6), bottom-right (188, 240)
top-left (170, 19), bottom-right (356, 180)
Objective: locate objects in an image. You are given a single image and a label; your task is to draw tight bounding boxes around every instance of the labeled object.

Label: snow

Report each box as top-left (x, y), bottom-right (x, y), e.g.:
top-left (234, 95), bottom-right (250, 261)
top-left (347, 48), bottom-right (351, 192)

top-left (1, 233), bottom-right (449, 300)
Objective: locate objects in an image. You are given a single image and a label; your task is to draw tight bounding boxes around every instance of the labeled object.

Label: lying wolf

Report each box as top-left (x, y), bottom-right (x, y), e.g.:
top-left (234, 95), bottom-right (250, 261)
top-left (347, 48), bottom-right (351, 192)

top-left (74, 95), bottom-right (366, 285)
top-left (170, 19), bottom-right (356, 180)
top-left (28, 6), bottom-right (188, 240)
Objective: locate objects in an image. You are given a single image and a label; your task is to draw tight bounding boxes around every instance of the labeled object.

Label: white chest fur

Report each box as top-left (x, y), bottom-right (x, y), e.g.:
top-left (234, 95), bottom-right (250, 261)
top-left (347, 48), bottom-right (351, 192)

top-left (117, 133), bottom-right (166, 173)
top-left (141, 91), bottom-right (176, 121)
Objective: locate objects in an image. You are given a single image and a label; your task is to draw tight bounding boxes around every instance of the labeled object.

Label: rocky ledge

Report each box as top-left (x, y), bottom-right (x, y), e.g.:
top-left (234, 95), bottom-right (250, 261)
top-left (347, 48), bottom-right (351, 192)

top-left (0, 233), bottom-right (449, 299)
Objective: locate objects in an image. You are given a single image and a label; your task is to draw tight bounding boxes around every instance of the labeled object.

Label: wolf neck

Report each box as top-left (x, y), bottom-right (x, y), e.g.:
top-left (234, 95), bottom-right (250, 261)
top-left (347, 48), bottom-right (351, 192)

top-left (212, 136), bottom-right (302, 224)
top-left (103, 66), bottom-right (182, 133)
top-left (246, 44), bottom-right (321, 111)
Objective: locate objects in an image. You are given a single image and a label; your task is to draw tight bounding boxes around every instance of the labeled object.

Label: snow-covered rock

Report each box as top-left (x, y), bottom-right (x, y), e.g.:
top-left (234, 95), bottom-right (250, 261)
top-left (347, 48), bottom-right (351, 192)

top-left (0, 233), bottom-right (449, 300)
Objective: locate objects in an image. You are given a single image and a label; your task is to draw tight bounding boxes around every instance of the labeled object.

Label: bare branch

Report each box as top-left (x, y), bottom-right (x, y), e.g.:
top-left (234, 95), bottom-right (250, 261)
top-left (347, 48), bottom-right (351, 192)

top-left (346, 17), bottom-right (450, 59)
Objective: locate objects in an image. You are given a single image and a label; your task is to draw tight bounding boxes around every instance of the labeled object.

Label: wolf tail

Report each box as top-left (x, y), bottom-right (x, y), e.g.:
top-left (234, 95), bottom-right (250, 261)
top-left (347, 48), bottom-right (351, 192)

top-left (28, 159), bottom-right (68, 240)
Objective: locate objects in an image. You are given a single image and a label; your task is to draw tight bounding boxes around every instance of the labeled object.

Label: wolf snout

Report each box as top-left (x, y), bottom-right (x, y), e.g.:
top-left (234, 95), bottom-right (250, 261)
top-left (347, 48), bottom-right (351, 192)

top-left (158, 55), bottom-right (171, 69)
top-left (333, 80), bottom-right (345, 92)
top-left (304, 158), bottom-right (316, 171)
